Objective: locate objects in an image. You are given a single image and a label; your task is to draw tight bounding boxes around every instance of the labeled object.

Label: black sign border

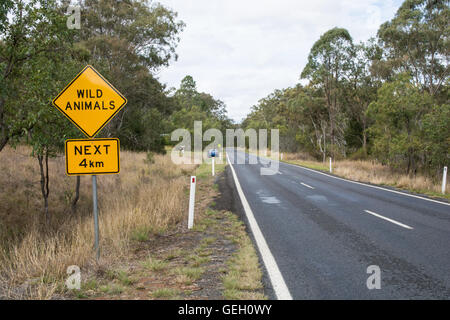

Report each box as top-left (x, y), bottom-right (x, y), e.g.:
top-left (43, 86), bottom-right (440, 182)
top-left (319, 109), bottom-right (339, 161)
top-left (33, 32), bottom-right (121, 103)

top-left (65, 138), bottom-right (120, 176)
top-left (53, 65), bottom-right (127, 138)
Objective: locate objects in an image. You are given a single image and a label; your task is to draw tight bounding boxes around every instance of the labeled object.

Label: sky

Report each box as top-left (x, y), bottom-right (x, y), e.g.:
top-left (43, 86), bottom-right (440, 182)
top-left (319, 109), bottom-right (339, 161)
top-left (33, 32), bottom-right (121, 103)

top-left (156, 0), bottom-right (403, 123)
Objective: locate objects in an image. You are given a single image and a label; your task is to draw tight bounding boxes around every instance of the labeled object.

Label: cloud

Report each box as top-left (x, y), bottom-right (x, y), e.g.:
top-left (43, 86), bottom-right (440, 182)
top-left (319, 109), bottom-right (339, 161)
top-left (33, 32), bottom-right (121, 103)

top-left (156, 0), bottom-right (402, 122)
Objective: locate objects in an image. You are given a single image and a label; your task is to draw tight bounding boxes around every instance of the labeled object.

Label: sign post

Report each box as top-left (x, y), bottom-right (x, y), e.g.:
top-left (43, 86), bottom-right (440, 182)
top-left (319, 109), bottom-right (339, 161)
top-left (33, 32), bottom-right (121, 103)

top-left (92, 175), bottom-right (100, 260)
top-left (53, 65), bottom-right (126, 261)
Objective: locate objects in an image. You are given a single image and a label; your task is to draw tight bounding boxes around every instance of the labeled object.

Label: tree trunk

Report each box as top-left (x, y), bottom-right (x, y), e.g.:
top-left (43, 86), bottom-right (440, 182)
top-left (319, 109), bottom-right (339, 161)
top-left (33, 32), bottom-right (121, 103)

top-left (38, 151), bottom-right (50, 223)
top-left (362, 129), bottom-right (367, 156)
top-left (71, 176), bottom-right (81, 213)
top-left (0, 98), bottom-right (8, 153)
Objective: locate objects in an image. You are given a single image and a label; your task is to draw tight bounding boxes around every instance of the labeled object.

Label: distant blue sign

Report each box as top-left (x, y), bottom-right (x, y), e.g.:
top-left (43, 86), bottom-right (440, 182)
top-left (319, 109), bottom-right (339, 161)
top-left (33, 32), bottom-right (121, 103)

top-left (209, 149), bottom-right (218, 158)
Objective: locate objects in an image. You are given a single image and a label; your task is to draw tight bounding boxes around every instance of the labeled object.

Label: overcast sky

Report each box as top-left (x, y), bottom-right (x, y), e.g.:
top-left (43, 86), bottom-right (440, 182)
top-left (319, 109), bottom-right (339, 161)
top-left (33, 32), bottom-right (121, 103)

top-left (156, 0), bottom-right (403, 122)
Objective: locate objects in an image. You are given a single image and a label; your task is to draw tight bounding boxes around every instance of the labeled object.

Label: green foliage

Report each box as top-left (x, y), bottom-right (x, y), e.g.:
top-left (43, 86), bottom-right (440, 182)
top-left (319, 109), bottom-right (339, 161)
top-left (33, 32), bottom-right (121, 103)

top-left (421, 103), bottom-right (450, 171)
top-left (243, 0), bottom-right (449, 179)
top-left (377, 0), bottom-right (449, 97)
top-left (76, 0), bottom-right (186, 152)
top-left (145, 151), bottom-right (155, 164)
top-left (0, 0), bottom-right (78, 151)
top-left (367, 74), bottom-right (433, 173)
top-left (169, 75), bottom-right (234, 144)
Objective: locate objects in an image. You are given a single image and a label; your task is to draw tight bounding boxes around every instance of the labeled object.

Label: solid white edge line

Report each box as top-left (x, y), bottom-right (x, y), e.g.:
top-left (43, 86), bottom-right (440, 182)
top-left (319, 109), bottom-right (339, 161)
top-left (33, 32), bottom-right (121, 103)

top-left (300, 182), bottom-right (315, 189)
top-left (265, 155), bottom-right (450, 207)
top-left (364, 210), bottom-right (414, 230)
top-left (226, 152), bottom-right (293, 300)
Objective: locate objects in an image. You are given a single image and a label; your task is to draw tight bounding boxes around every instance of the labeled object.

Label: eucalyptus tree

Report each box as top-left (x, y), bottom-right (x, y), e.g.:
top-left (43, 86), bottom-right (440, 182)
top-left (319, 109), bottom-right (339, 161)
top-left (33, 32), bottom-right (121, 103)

top-left (345, 39), bottom-right (383, 154)
top-left (77, 0), bottom-right (185, 149)
top-left (367, 74), bottom-right (434, 174)
top-left (377, 0), bottom-right (449, 97)
top-left (301, 27), bottom-right (354, 157)
top-left (0, 0), bottom-right (73, 152)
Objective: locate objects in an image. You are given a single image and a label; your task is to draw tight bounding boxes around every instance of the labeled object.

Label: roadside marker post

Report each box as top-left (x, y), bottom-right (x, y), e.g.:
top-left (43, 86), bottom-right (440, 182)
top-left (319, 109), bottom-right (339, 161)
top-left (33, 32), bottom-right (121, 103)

top-left (188, 176), bottom-right (196, 229)
top-left (442, 166), bottom-right (448, 195)
top-left (330, 157), bottom-right (332, 173)
top-left (209, 149), bottom-right (218, 176)
top-left (53, 65), bottom-right (127, 261)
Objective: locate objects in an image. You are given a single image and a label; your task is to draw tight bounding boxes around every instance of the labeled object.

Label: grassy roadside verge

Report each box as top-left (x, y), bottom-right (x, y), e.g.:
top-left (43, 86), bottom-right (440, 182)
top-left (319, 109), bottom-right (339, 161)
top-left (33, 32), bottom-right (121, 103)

top-left (0, 147), bottom-right (266, 300)
top-left (0, 146), bottom-right (196, 299)
top-left (246, 149), bottom-right (449, 201)
top-left (60, 157), bottom-right (266, 300)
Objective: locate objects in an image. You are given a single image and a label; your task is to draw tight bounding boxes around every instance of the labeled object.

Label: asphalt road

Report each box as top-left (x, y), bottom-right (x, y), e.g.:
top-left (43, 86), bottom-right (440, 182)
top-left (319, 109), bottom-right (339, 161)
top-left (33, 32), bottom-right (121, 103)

top-left (226, 148), bottom-right (450, 299)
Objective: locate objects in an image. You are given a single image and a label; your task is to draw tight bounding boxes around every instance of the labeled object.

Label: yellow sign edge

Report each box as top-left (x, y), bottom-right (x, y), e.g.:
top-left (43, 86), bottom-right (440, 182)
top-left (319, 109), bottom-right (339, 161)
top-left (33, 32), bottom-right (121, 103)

top-left (53, 65), bottom-right (128, 138)
top-left (65, 138), bottom-right (121, 176)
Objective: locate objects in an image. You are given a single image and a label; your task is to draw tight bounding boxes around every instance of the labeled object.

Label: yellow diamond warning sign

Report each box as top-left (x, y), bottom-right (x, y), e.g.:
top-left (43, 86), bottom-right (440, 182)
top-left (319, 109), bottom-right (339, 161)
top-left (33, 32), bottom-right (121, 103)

top-left (53, 65), bottom-right (127, 138)
top-left (65, 139), bottom-right (120, 176)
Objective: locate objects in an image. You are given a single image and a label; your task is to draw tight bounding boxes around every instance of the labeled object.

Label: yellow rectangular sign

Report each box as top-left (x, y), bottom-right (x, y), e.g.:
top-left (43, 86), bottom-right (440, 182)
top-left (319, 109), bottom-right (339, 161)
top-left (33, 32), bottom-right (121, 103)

top-left (65, 139), bottom-right (120, 176)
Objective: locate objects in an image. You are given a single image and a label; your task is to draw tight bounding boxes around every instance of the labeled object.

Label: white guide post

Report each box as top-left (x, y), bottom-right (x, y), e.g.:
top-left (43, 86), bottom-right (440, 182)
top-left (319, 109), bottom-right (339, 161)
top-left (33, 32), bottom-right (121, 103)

top-left (329, 157), bottom-right (332, 173)
top-left (188, 176), bottom-right (196, 229)
top-left (442, 166), bottom-right (448, 195)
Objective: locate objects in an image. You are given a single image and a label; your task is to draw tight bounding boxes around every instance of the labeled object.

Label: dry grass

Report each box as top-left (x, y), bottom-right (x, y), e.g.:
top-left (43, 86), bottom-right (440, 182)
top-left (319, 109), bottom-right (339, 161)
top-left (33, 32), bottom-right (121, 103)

top-left (249, 149), bottom-right (448, 199)
top-left (280, 152), bottom-right (448, 199)
top-left (333, 160), bottom-right (447, 196)
top-left (0, 145), bottom-right (196, 299)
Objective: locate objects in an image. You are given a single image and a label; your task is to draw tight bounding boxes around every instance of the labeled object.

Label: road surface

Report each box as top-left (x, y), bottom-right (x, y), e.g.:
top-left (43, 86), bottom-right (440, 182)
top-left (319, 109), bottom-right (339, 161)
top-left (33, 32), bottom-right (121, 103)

top-left (226, 149), bottom-right (450, 299)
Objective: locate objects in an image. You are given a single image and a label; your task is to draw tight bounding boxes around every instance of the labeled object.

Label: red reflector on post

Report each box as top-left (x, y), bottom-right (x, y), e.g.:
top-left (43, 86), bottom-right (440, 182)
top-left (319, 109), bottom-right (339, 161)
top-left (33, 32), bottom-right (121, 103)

top-left (192, 177), bottom-right (195, 183)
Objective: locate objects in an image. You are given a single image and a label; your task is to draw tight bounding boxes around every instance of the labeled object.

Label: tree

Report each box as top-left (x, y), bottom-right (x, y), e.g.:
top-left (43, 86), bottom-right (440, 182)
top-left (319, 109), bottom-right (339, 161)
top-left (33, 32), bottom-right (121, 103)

top-left (421, 103), bottom-right (450, 173)
top-left (76, 0), bottom-right (185, 152)
top-left (0, 0), bottom-right (74, 152)
top-left (377, 0), bottom-right (449, 97)
top-left (13, 39), bottom-right (84, 220)
top-left (344, 39), bottom-right (383, 154)
top-left (301, 27), bottom-right (354, 157)
top-left (171, 75), bottom-right (233, 132)
top-left (367, 74), bottom-right (433, 174)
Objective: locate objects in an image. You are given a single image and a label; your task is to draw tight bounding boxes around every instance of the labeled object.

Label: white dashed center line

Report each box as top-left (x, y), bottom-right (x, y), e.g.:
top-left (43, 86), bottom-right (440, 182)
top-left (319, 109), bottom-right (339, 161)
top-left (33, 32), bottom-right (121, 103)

top-left (364, 210), bottom-right (413, 230)
top-left (300, 182), bottom-right (315, 189)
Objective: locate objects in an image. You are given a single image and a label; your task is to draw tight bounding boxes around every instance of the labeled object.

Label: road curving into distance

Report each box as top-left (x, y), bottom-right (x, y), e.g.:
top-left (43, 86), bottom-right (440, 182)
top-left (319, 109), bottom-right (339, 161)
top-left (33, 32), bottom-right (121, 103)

top-left (226, 148), bottom-right (450, 299)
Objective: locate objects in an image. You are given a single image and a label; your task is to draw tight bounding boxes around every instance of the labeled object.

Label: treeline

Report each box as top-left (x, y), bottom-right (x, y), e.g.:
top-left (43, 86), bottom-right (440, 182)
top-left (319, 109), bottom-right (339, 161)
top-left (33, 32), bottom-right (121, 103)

top-left (0, 0), bottom-right (232, 155)
top-left (243, 0), bottom-right (449, 176)
top-left (0, 0), bottom-right (231, 216)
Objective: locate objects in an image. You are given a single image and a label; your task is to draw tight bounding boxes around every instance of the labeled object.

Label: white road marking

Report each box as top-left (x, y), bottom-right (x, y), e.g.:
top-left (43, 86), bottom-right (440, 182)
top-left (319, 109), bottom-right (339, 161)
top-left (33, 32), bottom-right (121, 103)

top-left (261, 196), bottom-right (281, 204)
top-left (300, 182), bottom-right (315, 189)
top-left (364, 210), bottom-right (414, 230)
top-left (226, 152), bottom-right (293, 300)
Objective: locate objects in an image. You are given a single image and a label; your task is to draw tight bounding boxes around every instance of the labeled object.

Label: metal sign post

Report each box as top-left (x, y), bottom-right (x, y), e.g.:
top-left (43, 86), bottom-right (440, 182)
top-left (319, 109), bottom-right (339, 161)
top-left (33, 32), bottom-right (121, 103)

top-left (92, 175), bottom-right (100, 260)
